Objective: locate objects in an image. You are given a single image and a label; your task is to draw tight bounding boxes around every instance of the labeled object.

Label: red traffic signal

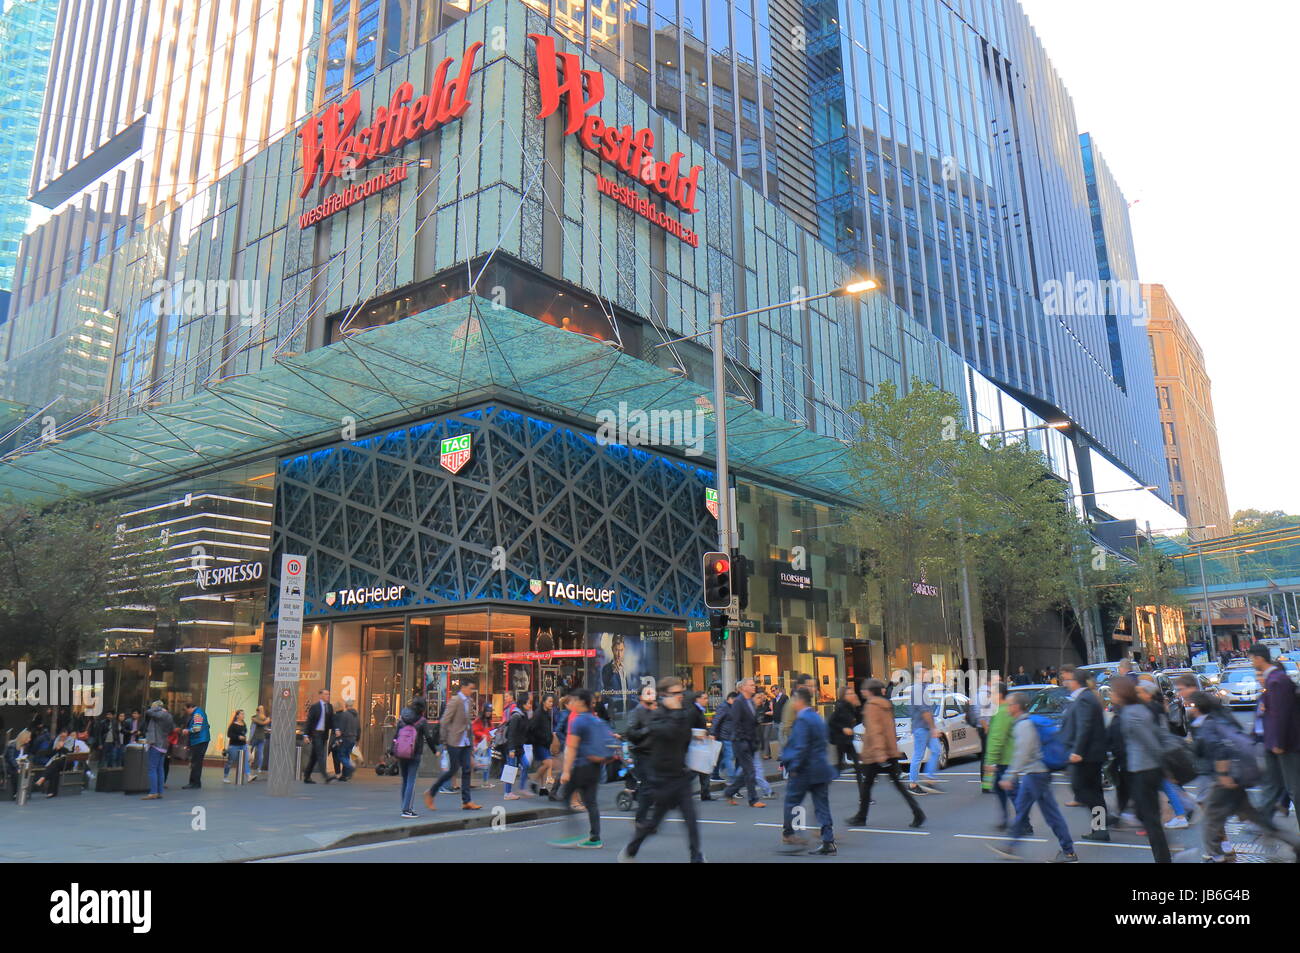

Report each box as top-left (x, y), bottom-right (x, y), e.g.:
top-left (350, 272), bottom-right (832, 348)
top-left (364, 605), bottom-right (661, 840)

top-left (703, 550), bottom-right (732, 610)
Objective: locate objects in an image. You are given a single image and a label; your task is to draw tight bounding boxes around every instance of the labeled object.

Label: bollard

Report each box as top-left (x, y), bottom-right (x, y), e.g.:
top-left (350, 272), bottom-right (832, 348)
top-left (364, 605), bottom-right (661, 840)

top-left (16, 761), bottom-right (30, 806)
top-left (235, 747), bottom-right (248, 785)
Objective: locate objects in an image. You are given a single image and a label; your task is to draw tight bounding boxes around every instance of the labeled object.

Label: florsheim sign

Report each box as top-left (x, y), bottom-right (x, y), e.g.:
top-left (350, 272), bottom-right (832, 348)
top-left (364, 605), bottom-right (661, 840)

top-left (296, 31), bottom-right (704, 244)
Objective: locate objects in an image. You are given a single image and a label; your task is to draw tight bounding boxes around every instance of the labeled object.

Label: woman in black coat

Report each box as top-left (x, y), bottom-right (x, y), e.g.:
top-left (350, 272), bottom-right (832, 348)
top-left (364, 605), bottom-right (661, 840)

top-left (828, 685), bottom-right (862, 774)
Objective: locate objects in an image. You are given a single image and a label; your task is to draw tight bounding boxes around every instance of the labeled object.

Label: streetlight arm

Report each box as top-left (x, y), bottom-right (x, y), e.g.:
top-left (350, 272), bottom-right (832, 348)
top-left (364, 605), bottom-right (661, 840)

top-left (654, 284), bottom-right (873, 349)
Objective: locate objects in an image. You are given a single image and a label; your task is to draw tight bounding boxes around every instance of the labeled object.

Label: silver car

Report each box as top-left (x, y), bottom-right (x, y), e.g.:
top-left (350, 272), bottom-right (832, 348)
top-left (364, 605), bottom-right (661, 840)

top-left (1220, 668), bottom-right (1261, 708)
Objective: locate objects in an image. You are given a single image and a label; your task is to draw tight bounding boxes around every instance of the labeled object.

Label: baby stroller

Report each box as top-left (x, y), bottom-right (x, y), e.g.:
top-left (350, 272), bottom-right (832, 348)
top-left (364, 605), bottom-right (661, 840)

top-left (615, 740), bottom-right (640, 811)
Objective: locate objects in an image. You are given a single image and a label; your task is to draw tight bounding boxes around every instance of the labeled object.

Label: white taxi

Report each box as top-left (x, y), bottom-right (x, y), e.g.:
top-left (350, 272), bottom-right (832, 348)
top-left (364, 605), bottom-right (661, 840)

top-left (853, 688), bottom-right (983, 769)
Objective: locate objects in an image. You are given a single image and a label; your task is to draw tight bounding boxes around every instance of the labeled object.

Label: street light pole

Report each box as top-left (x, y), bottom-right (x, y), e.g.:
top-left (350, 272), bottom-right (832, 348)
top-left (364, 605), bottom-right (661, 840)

top-left (710, 293), bottom-right (737, 692)
top-left (702, 280), bottom-right (878, 692)
top-left (1196, 545), bottom-right (1212, 647)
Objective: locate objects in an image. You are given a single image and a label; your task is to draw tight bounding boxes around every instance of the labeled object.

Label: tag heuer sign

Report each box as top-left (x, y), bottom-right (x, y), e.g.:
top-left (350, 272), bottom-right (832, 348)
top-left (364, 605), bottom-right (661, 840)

top-left (440, 433), bottom-right (472, 474)
top-left (705, 487), bottom-right (719, 520)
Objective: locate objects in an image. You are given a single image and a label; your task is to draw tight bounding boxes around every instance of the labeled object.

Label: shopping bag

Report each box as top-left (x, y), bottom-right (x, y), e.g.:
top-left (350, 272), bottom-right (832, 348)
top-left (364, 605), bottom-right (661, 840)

top-left (686, 738), bottom-right (722, 775)
top-left (500, 763), bottom-right (519, 786)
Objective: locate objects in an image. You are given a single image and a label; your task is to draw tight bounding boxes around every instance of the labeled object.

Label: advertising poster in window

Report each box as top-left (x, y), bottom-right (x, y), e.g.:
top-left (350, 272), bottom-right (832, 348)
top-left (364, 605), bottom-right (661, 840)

top-left (423, 663), bottom-right (450, 721)
top-left (587, 619), bottom-right (673, 730)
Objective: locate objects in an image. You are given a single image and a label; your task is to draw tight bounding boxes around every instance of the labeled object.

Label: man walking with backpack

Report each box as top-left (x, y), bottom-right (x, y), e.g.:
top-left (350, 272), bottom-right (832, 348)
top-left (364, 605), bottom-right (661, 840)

top-left (1250, 643), bottom-right (1300, 830)
top-left (1186, 689), bottom-right (1300, 862)
top-left (989, 692), bottom-right (1078, 862)
top-left (548, 689), bottom-right (617, 849)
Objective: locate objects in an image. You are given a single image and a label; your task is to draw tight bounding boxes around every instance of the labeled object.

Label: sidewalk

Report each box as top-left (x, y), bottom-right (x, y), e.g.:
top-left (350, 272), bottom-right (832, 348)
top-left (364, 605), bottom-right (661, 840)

top-left (0, 764), bottom-right (565, 863)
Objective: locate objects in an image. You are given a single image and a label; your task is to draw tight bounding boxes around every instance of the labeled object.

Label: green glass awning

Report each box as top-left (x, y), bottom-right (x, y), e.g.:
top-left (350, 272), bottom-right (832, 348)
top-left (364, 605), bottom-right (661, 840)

top-left (0, 298), bottom-right (858, 505)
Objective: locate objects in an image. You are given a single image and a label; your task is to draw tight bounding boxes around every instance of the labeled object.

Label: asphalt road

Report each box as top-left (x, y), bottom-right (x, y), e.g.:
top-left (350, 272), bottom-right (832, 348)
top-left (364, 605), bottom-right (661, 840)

top-left (261, 761), bottom-right (1167, 864)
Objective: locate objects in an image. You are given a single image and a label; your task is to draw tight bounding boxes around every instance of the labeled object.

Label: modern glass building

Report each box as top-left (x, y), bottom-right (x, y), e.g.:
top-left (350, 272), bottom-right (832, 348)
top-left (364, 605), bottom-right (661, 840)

top-left (0, 0), bottom-right (58, 292)
top-left (0, 0), bottom-right (1180, 724)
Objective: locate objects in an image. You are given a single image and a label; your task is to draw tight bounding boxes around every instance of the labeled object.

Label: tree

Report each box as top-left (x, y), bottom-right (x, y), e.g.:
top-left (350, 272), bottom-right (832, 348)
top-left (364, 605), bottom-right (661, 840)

top-left (966, 438), bottom-right (1079, 676)
top-left (0, 499), bottom-right (182, 669)
top-left (1123, 539), bottom-right (1187, 663)
top-left (844, 379), bottom-right (977, 668)
top-left (0, 500), bottom-right (119, 668)
top-left (1231, 509), bottom-right (1300, 535)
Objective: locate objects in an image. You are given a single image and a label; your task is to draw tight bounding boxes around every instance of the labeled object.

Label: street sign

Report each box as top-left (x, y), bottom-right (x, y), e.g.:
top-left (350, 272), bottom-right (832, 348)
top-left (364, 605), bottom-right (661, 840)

top-left (688, 617), bottom-right (758, 633)
top-left (271, 554), bottom-right (307, 797)
top-left (274, 554), bottom-right (307, 682)
top-left (726, 595), bottom-right (741, 625)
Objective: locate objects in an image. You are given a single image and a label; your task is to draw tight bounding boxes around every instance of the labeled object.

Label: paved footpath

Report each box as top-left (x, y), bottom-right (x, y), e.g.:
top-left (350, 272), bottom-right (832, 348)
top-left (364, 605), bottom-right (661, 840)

top-left (0, 763), bottom-right (565, 863)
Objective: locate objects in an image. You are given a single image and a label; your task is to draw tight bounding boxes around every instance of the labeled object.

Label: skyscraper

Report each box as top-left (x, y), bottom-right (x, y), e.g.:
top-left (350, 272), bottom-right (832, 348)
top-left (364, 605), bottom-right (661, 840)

top-left (1144, 282), bottom-right (1231, 539)
top-left (0, 0), bottom-right (58, 293)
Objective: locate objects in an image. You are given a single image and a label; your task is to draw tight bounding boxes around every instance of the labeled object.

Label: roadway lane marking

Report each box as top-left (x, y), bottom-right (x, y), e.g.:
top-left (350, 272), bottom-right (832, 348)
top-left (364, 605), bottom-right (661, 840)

top-left (846, 827), bottom-right (931, 835)
top-left (954, 833), bottom-right (1048, 843)
top-left (598, 816), bottom-right (736, 824)
top-left (1074, 840), bottom-right (1153, 850)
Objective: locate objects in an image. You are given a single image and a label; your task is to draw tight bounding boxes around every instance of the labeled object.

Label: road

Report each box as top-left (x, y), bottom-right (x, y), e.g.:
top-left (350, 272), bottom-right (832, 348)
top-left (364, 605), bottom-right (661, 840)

top-left (262, 761), bottom-right (1163, 864)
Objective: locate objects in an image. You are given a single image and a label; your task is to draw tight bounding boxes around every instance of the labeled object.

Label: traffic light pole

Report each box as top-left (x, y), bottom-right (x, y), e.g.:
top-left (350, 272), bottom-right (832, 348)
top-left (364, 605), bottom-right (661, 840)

top-left (711, 294), bottom-right (737, 693)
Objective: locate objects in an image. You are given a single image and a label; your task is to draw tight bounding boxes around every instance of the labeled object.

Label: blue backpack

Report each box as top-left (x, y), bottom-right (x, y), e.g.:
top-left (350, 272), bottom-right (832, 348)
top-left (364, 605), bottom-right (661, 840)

top-left (579, 714), bottom-right (621, 763)
top-left (1029, 714), bottom-right (1068, 771)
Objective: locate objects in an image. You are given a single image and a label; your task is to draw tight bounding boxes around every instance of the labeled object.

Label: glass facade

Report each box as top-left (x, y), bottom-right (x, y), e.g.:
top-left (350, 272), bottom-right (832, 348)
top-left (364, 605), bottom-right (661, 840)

top-left (0, 0), bottom-right (57, 290)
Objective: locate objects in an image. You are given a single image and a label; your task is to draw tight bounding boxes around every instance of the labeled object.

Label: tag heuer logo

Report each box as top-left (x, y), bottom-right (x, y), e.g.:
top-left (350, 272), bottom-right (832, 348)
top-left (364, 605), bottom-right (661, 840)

top-left (705, 487), bottom-right (719, 520)
top-left (324, 591), bottom-right (336, 606)
top-left (439, 433), bottom-right (472, 474)
top-left (529, 579), bottom-right (543, 595)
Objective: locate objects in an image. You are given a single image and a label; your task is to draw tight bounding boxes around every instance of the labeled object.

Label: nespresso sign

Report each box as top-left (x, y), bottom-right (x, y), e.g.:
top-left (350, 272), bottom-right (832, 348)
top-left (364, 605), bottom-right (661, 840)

top-left (194, 561), bottom-right (266, 592)
top-left (296, 41), bottom-right (482, 227)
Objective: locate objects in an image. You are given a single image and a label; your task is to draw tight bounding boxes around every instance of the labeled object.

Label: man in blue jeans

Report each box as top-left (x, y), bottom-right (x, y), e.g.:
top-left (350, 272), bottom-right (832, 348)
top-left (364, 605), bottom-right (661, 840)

top-left (990, 692), bottom-right (1078, 862)
top-left (779, 687), bottom-right (836, 855)
top-left (425, 678), bottom-right (483, 811)
top-left (907, 667), bottom-right (944, 796)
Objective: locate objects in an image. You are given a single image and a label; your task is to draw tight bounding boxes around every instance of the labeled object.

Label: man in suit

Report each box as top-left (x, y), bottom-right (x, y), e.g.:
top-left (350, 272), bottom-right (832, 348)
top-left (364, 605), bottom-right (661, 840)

top-left (1060, 664), bottom-right (1110, 840)
top-left (303, 689), bottom-right (335, 784)
top-left (721, 677), bottom-right (765, 808)
top-left (779, 686), bottom-right (836, 854)
top-left (425, 678), bottom-right (482, 811)
top-left (600, 634), bottom-right (638, 720)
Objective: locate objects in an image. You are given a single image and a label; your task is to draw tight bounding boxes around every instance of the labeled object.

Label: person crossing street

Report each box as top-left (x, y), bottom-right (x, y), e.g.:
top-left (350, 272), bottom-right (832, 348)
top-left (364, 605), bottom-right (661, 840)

top-left (779, 687), bottom-right (837, 855)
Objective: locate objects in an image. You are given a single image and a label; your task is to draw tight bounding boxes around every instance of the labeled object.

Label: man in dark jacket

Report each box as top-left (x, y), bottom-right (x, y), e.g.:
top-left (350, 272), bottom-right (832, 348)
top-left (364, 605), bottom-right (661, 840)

top-left (618, 678), bottom-right (705, 863)
top-left (780, 686), bottom-right (837, 854)
top-left (710, 692), bottom-right (735, 781)
top-left (721, 679), bottom-right (765, 808)
top-left (1060, 664), bottom-right (1110, 840)
top-left (1251, 643), bottom-right (1300, 828)
top-left (302, 689), bottom-right (335, 784)
top-left (624, 685), bottom-right (658, 826)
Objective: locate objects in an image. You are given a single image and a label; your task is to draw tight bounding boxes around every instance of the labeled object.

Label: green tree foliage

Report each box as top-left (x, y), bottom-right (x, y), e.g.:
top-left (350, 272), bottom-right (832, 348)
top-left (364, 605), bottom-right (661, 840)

top-left (1231, 509), bottom-right (1300, 535)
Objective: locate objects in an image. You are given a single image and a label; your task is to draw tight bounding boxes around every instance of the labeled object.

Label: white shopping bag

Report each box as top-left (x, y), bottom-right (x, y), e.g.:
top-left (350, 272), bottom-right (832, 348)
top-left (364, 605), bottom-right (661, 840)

top-left (686, 738), bottom-right (722, 775)
top-left (500, 763), bottom-right (519, 786)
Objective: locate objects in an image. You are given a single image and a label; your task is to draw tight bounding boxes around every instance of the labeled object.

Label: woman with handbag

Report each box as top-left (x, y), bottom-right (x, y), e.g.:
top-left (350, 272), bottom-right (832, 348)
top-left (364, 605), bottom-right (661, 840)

top-left (224, 710), bottom-right (249, 783)
top-left (1136, 678), bottom-right (1193, 831)
top-left (249, 706), bottom-right (271, 773)
top-left (1113, 677), bottom-right (1172, 863)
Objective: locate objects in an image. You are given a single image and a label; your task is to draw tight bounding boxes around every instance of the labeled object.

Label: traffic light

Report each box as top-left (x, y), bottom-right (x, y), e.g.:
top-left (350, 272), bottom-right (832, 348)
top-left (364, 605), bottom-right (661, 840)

top-left (733, 552), bottom-right (749, 610)
top-left (709, 611), bottom-right (728, 645)
top-left (703, 551), bottom-right (731, 610)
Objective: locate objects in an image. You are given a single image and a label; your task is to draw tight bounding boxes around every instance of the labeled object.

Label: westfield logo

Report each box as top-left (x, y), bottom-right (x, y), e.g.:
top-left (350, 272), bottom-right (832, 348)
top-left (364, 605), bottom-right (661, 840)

top-left (529, 33), bottom-right (701, 214)
top-left (297, 41), bottom-right (483, 199)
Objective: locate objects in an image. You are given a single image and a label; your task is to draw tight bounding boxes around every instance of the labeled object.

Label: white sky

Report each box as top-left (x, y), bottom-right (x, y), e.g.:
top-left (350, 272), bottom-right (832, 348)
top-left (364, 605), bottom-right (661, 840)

top-left (1017, 0), bottom-right (1300, 515)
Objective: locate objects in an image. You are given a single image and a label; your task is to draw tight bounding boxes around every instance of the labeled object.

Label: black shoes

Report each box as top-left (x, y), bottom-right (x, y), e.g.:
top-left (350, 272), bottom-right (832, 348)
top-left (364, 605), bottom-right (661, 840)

top-left (846, 814), bottom-right (866, 826)
top-left (810, 842), bottom-right (837, 855)
top-left (909, 813), bottom-right (926, 828)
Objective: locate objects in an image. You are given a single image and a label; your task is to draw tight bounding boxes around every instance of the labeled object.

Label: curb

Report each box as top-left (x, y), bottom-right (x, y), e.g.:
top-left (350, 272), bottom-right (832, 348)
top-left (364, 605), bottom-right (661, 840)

top-left (232, 805), bottom-right (571, 862)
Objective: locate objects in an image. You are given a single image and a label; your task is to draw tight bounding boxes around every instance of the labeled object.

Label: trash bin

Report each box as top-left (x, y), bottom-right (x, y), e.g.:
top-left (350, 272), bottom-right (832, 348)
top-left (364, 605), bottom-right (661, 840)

top-left (121, 744), bottom-right (150, 795)
top-left (96, 766), bottom-right (123, 793)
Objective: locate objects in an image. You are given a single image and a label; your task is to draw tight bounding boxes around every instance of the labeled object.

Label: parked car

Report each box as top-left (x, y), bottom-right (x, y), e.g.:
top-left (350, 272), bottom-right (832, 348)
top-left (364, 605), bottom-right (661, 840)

top-left (1076, 662), bottom-right (1124, 706)
top-left (853, 688), bottom-right (982, 770)
top-left (1219, 667), bottom-right (1262, 708)
top-left (1192, 661), bottom-right (1223, 685)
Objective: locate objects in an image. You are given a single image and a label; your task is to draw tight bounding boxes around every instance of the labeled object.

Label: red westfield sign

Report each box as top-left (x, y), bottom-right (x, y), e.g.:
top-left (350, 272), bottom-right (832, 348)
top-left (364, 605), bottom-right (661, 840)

top-left (296, 41), bottom-right (483, 206)
top-left (529, 33), bottom-right (702, 215)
